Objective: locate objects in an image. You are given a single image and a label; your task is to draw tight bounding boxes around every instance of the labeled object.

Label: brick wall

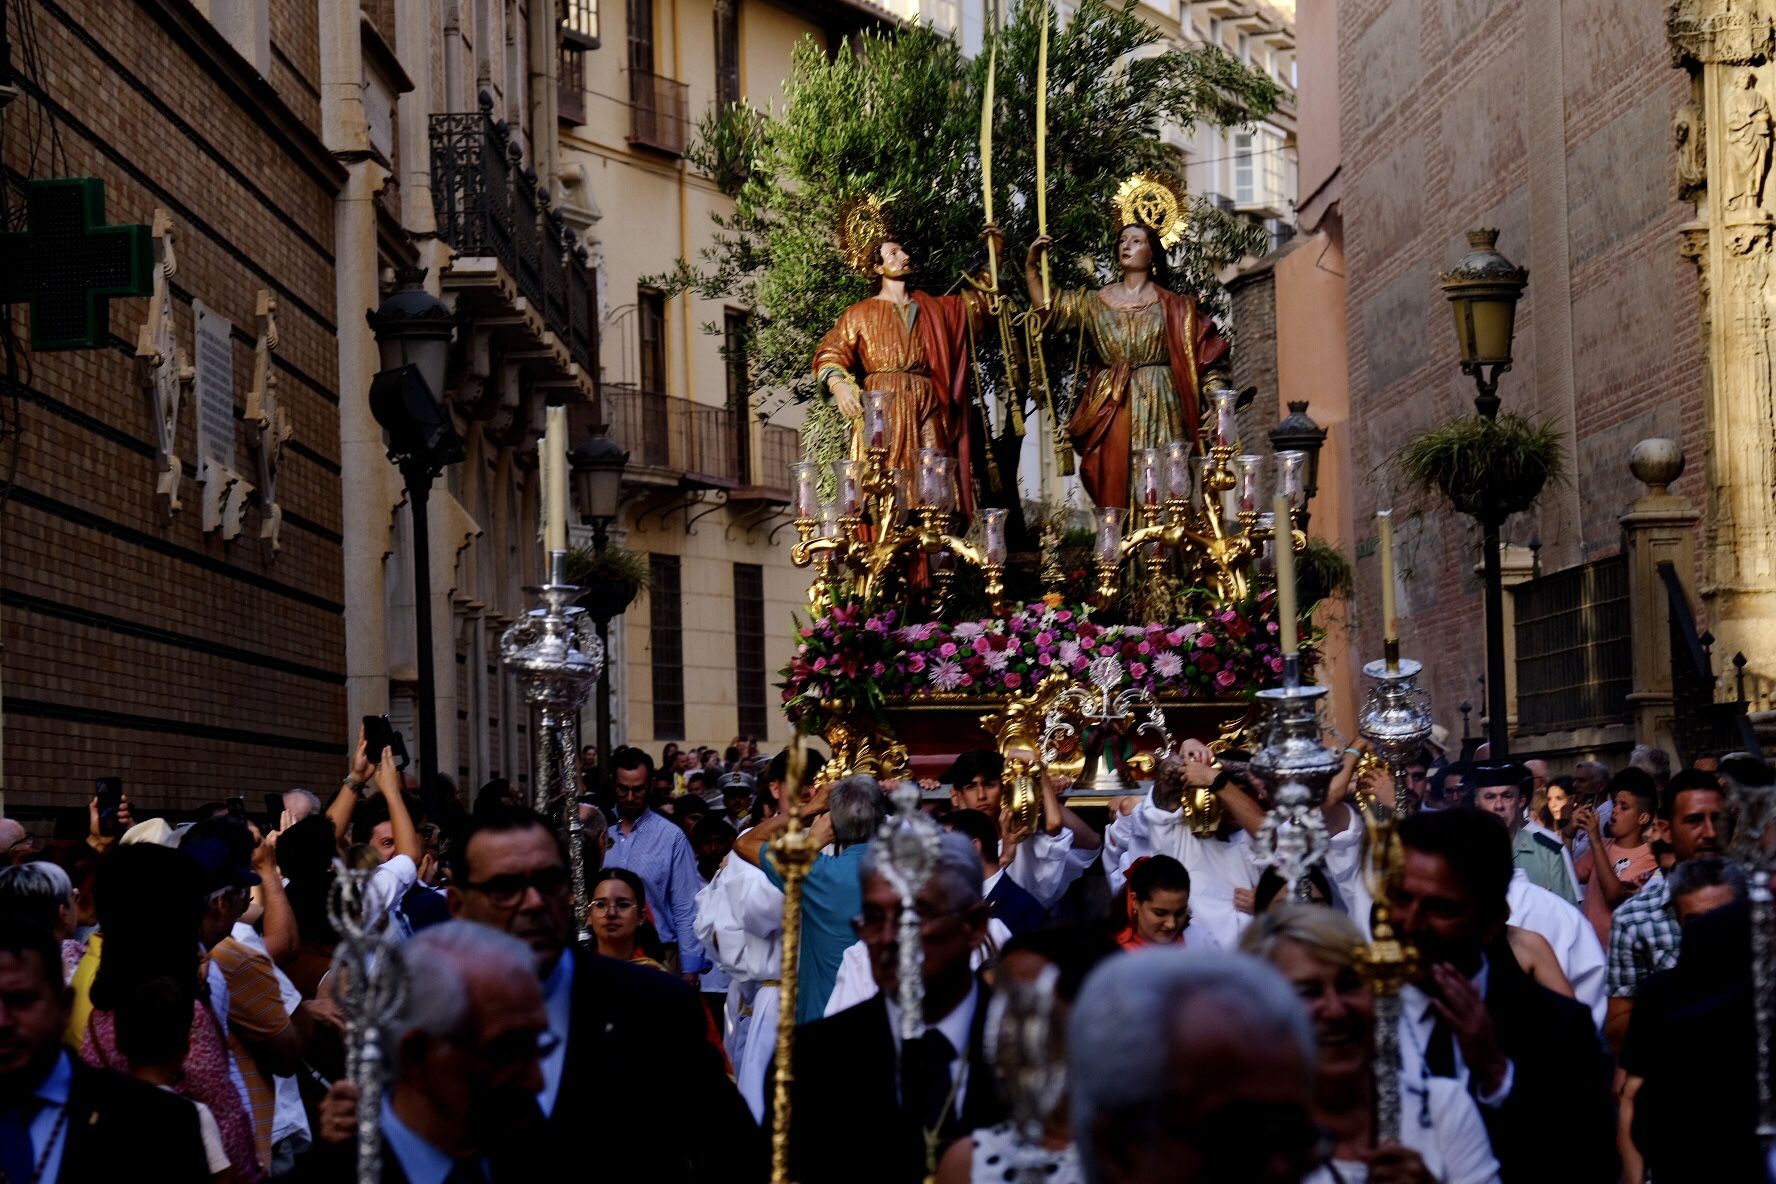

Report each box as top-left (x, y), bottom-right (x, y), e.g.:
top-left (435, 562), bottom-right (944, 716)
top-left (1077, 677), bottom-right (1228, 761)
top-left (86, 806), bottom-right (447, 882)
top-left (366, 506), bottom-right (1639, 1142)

top-left (2, 0), bottom-right (346, 822)
top-left (1229, 262), bottom-right (1281, 454)
top-left (1334, 0), bottom-right (1700, 726)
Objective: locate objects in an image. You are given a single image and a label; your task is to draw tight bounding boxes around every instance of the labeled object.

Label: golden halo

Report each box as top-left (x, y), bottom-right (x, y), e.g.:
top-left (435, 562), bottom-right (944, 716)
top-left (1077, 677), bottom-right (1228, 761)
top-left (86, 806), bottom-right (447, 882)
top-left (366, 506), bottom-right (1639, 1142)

top-left (837, 194), bottom-right (893, 274)
top-left (1112, 172), bottom-right (1190, 250)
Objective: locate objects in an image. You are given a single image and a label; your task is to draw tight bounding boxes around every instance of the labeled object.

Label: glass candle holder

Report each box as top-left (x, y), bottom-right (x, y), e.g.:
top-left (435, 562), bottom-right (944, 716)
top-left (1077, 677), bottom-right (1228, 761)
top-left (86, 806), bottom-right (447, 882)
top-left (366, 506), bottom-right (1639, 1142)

top-left (1137, 449), bottom-right (1163, 507)
top-left (981, 508), bottom-right (1009, 565)
top-left (1164, 440), bottom-right (1192, 502)
top-left (864, 389), bottom-right (892, 452)
top-left (1095, 507), bottom-right (1125, 564)
top-left (1214, 390), bottom-right (1239, 449)
top-left (1256, 511), bottom-right (1277, 574)
top-left (1235, 454), bottom-right (1263, 515)
top-left (1276, 450), bottom-right (1306, 512)
top-left (819, 502), bottom-right (840, 541)
top-left (890, 468), bottom-right (913, 517)
top-left (792, 460), bottom-right (820, 519)
top-left (835, 459), bottom-right (861, 518)
top-left (920, 453), bottom-right (956, 511)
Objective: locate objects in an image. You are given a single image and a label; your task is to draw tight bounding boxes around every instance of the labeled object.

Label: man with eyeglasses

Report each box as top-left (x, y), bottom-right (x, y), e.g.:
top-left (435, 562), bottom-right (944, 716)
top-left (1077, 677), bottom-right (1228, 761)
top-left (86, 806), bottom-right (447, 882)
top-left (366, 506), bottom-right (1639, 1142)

top-left (446, 804), bottom-right (762, 1184)
top-left (768, 829), bottom-right (1005, 1184)
top-left (604, 747), bottom-right (711, 983)
top-left (312, 921), bottom-right (552, 1181)
top-left (0, 817), bottom-right (36, 866)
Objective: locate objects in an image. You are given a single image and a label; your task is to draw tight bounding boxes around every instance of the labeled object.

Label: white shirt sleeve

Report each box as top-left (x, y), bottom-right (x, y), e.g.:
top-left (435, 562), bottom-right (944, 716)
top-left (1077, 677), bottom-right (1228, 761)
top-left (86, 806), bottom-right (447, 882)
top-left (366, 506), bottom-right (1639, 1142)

top-left (364, 854), bottom-right (418, 923)
top-left (1002, 829), bottom-right (1074, 908)
top-left (694, 857), bottom-right (784, 982)
top-left (823, 940), bottom-right (878, 1015)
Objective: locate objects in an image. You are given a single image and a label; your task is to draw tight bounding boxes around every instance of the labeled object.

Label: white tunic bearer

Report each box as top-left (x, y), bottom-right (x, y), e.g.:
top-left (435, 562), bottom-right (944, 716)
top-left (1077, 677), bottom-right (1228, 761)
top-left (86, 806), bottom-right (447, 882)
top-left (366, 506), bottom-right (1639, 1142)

top-left (693, 854), bottom-right (783, 1122)
top-left (1105, 790), bottom-right (1259, 951)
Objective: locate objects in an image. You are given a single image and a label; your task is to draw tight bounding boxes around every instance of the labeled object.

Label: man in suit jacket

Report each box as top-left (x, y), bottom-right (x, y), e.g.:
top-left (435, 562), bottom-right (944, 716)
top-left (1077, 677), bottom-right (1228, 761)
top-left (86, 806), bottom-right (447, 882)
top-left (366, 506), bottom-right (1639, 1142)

top-left (0, 916), bottom-right (210, 1182)
top-left (448, 804), bottom-right (763, 1184)
top-left (1392, 808), bottom-right (1617, 1184)
top-left (770, 830), bottom-right (1006, 1184)
top-left (944, 808), bottom-right (1047, 936)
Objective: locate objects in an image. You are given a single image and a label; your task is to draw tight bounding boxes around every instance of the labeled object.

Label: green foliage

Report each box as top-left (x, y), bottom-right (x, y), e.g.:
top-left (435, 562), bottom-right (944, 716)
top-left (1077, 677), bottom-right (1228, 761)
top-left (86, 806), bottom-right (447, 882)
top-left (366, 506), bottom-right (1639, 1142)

top-left (650, 0), bottom-right (1282, 454)
top-left (563, 544), bottom-right (655, 598)
top-left (1298, 536), bottom-right (1355, 606)
top-left (1394, 413), bottom-right (1567, 521)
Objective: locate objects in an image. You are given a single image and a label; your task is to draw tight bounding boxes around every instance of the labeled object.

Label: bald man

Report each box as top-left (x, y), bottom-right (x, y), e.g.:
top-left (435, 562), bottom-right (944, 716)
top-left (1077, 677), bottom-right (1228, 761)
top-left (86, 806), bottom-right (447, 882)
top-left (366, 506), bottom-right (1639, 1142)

top-left (0, 819), bottom-right (34, 866)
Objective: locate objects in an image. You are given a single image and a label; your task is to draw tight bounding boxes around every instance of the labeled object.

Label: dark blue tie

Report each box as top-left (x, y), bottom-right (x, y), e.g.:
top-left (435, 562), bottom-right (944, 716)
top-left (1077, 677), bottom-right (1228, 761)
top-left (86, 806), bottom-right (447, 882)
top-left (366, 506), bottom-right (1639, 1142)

top-left (0, 1101), bottom-right (40, 1184)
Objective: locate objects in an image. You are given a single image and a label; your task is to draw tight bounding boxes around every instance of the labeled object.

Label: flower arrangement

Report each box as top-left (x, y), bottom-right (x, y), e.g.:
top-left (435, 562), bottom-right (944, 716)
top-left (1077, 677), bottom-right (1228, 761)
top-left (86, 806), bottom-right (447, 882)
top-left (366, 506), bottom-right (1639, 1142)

top-left (780, 594), bottom-right (1294, 728)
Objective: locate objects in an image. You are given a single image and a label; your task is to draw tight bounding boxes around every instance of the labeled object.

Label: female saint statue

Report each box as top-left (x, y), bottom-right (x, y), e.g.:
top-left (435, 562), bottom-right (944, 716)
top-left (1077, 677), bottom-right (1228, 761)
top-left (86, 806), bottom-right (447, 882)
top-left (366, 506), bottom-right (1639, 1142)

top-left (812, 197), bottom-right (998, 511)
top-left (1024, 174), bottom-right (1229, 510)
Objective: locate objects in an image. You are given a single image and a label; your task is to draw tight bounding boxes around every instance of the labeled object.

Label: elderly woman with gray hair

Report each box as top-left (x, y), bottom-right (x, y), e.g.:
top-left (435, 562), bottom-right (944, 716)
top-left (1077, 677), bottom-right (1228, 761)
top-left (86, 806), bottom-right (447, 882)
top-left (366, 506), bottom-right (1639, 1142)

top-left (1240, 905), bottom-right (1501, 1184)
top-left (0, 859), bottom-right (83, 980)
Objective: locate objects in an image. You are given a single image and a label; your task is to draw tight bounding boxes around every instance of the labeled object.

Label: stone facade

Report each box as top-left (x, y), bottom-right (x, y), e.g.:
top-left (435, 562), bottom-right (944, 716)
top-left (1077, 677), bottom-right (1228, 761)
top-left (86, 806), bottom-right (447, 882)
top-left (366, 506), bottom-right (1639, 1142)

top-left (1332, 0), bottom-right (1704, 733)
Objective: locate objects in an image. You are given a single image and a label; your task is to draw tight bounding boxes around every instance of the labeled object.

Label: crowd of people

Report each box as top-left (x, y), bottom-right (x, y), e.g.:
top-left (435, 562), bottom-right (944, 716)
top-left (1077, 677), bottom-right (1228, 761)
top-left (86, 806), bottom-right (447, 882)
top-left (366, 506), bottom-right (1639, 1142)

top-left (0, 724), bottom-right (1767, 1183)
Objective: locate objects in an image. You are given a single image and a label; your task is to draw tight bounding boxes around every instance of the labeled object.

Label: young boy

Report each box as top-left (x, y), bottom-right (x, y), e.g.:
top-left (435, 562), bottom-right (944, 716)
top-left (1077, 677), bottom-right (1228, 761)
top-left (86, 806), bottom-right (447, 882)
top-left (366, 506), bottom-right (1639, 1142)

top-left (1577, 770), bottom-right (1660, 946)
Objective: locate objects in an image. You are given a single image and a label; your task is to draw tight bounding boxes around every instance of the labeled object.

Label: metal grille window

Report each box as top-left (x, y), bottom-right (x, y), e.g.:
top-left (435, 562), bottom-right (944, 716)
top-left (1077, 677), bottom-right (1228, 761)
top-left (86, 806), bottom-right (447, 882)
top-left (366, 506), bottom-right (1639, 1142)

top-left (714, 0), bottom-right (740, 110)
top-left (1513, 556), bottom-right (1632, 734)
top-left (639, 289), bottom-right (666, 394)
top-left (734, 563), bottom-right (767, 740)
top-left (559, 45), bottom-right (587, 125)
top-left (650, 554), bottom-right (685, 740)
top-left (725, 309), bottom-right (751, 480)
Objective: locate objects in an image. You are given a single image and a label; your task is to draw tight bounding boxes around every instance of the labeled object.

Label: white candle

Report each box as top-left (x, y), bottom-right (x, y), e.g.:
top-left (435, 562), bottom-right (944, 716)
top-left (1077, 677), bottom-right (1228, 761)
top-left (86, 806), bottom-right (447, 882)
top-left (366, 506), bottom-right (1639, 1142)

top-left (545, 405), bottom-right (568, 554)
top-left (981, 508), bottom-right (1008, 565)
top-left (1378, 509), bottom-right (1398, 643)
top-left (1275, 495), bottom-right (1298, 657)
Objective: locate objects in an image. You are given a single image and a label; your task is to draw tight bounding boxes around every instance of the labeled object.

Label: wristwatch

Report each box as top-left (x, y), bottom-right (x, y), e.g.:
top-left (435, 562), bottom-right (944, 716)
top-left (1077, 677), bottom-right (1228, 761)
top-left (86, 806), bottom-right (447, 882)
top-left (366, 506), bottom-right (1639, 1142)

top-left (343, 775), bottom-right (368, 797)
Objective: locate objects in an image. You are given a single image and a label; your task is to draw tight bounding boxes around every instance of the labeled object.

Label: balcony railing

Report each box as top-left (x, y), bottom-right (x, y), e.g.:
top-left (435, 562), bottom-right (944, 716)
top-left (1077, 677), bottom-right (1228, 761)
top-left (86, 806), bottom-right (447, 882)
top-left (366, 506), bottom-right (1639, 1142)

top-left (629, 69), bottom-right (689, 156)
top-left (759, 424), bottom-right (800, 498)
top-left (429, 93), bottom-right (597, 375)
top-left (604, 387), bottom-right (744, 485)
top-left (1513, 556), bottom-right (1632, 734)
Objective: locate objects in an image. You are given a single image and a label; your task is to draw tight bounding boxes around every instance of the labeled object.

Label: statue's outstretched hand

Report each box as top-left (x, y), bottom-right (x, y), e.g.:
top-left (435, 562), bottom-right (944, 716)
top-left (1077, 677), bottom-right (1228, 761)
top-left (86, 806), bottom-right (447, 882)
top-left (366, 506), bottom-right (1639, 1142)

top-left (833, 379), bottom-right (863, 421)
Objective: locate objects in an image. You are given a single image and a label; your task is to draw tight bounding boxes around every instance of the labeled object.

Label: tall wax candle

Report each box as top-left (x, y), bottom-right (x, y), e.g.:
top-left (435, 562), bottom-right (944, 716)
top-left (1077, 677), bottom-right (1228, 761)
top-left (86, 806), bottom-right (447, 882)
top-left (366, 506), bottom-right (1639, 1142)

top-left (545, 404), bottom-right (568, 554)
top-left (1274, 495), bottom-right (1298, 657)
top-left (1378, 509), bottom-right (1397, 642)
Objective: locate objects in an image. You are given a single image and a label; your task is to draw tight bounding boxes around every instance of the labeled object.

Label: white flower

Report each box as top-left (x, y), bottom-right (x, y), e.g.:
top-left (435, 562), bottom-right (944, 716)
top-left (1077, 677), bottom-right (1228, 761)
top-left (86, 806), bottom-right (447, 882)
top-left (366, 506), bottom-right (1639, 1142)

top-left (929, 658), bottom-right (965, 691)
top-left (953, 621), bottom-right (986, 640)
top-left (1154, 652), bottom-right (1184, 679)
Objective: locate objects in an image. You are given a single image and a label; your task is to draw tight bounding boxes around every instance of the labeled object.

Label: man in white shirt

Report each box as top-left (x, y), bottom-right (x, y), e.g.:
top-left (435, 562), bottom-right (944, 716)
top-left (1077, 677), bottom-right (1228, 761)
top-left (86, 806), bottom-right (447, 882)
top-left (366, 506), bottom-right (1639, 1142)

top-left (945, 751), bottom-right (1100, 908)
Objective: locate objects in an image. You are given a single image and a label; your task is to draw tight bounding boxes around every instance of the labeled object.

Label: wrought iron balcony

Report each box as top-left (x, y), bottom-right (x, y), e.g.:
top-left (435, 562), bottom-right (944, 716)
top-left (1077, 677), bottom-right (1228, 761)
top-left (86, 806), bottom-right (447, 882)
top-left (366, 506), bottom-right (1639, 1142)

top-left (629, 69), bottom-right (689, 157)
top-left (604, 387), bottom-right (744, 486)
top-left (429, 93), bottom-right (597, 378)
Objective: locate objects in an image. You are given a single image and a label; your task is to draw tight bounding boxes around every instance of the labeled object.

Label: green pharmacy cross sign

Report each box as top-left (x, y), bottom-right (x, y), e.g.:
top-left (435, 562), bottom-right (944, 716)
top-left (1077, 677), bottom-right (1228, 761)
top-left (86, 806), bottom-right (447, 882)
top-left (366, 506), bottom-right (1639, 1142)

top-left (0, 178), bottom-right (152, 351)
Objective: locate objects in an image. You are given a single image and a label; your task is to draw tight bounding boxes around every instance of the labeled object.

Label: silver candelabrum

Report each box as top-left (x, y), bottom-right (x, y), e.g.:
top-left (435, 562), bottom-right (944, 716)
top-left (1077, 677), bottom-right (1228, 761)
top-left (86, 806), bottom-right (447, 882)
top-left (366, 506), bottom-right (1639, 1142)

top-left (327, 861), bottom-right (410, 1184)
top-left (1040, 655), bottom-right (1174, 795)
top-left (1358, 656), bottom-right (1434, 818)
top-left (876, 781), bottom-right (944, 1041)
top-left (1250, 681), bottom-right (1343, 898)
top-left (1726, 764), bottom-right (1776, 1149)
top-left (501, 549), bottom-right (604, 945)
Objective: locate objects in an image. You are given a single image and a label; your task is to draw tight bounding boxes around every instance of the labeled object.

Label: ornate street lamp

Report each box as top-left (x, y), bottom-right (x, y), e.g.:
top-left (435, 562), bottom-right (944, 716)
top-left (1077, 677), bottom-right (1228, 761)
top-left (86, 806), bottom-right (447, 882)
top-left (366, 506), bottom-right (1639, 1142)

top-left (1269, 400), bottom-right (1327, 530)
top-left (1439, 229), bottom-right (1528, 421)
top-left (569, 426), bottom-right (631, 796)
top-left (368, 267), bottom-right (462, 802)
top-left (1439, 230), bottom-right (1528, 756)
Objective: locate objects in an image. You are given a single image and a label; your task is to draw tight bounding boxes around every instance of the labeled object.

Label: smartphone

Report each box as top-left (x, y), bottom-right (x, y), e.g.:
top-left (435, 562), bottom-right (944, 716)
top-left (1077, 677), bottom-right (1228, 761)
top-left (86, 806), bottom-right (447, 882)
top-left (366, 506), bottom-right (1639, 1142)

top-left (264, 793), bottom-right (285, 827)
top-left (362, 714), bottom-right (411, 772)
top-left (94, 777), bottom-right (124, 837)
top-left (225, 796), bottom-right (248, 821)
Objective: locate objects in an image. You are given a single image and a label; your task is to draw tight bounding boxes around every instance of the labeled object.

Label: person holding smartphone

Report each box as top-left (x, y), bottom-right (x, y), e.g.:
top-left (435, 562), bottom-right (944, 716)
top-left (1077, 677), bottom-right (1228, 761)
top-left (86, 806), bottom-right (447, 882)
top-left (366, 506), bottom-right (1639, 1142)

top-left (322, 723), bottom-right (424, 929)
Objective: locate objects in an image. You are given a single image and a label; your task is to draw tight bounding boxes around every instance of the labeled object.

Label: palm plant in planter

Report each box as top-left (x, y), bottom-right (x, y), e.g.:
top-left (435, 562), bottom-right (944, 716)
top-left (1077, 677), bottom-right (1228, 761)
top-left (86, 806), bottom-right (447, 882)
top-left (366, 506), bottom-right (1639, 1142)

top-left (564, 544), bottom-right (653, 624)
top-left (1395, 411), bottom-right (1565, 523)
top-left (1298, 536), bottom-right (1355, 609)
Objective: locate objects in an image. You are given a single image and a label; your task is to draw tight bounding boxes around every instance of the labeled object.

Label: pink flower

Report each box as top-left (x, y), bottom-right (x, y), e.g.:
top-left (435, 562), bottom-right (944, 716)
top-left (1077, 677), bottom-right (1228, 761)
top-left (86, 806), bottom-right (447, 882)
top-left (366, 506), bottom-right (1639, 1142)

top-left (1154, 652), bottom-right (1184, 679)
top-left (1216, 667), bottom-right (1238, 689)
top-left (1129, 661), bottom-right (1148, 680)
top-left (1267, 655), bottom-right (1284, 674)
top-left (1005, 672), bottom-right (1023, 689)
top-left (973, 636), bottom-right (992, 655)
top-left (939, 642), bottom-right (958, 658)
top-left (872, 662), bottom-right (886, 676)
top-left (959, 673), bottom-right (974, 687)
top-left (929, 658), bottom-right (964, 691)
top-left (907, 653), bottom-right (927, 673)
top-left (1137, 641), bottom-right (1153, 655)
top-left (1196, 634), bottom-right (1216, 649)
top-left (1081, 636), bottom-right (1097, 650)
top-left (813, 657), bottom-right (828, 670)
top-left (1055, 610), bottom-right (1073, 622)
top-left (1199, 653), bottom-right (1220, 673)
top-left (1036, 631), bottom-right (1055, 647)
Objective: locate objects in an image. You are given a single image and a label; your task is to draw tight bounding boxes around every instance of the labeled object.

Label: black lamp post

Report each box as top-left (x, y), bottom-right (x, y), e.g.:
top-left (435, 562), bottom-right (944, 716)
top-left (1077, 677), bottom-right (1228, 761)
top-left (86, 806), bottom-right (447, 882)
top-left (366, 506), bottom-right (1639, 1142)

top-left (570, 426), bottom-right (630, 796)
top-left (1269, 400), bottom-right (1327, 530)
top-left (1439, 229), bottom-right (1528, 757)
top-left (367, 267), bottom-right (462, 802)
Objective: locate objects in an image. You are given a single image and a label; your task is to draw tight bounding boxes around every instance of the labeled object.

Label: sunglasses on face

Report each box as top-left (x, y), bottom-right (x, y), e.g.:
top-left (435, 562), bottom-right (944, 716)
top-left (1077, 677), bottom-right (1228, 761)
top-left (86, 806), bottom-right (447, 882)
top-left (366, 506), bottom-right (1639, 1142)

top-left (460, 865), bottom-right (572, 908)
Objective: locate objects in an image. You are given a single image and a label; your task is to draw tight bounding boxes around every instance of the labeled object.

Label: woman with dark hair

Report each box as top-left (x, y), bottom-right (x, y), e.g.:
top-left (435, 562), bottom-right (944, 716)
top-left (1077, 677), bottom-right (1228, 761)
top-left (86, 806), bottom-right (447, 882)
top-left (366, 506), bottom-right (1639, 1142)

top-left (1111, 854), bottom-right (1210, 950)
top-left (589, 866), bottom-right (668, 969)
top-left (1026, 216), bottom-right (1230, 509)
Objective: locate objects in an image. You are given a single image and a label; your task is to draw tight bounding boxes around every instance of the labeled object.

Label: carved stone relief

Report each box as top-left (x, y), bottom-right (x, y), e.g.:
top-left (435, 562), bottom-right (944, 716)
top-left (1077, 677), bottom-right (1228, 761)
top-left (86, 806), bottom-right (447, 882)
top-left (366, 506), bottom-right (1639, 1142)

top-left (134, 210), bottom-right (191, 516)
top-left (244, 289), bottom-right (291, 553)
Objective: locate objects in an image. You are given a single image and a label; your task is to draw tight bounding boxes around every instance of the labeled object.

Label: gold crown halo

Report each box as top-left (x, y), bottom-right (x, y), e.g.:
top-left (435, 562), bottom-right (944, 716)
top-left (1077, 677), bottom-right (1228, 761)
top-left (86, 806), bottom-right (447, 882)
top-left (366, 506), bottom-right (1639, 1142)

top-left (837, 194), bottom-right (894, 273)
top-left (1112, 172), bottom-right (1190, 250)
